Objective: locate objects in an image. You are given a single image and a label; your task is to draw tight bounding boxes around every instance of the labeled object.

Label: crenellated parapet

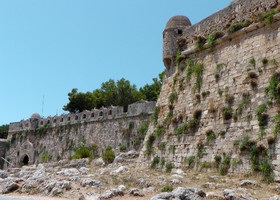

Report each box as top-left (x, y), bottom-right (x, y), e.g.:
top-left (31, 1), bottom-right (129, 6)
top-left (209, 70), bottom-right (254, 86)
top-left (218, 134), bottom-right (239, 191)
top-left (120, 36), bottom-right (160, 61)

top-left (8, 100), bottom-right (156, 133)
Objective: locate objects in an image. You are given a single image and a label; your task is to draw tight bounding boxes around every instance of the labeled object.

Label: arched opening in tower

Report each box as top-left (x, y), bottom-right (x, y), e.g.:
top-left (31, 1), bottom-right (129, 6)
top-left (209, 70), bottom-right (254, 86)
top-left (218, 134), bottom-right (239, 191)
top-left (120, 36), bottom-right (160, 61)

top-left (22, 155), bottom-right (29, 165)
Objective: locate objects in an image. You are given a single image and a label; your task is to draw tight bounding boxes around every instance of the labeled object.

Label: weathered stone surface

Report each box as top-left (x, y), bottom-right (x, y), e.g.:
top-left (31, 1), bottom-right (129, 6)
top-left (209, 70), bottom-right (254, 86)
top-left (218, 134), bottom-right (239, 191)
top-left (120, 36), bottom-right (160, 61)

top-left (79, 167), bottom-right (90, 175)
top-left (240, 180), bottom-right (258, 187)
top-left (57, 168), bottom-right (80, 176)
top-left (129, 188), bottom-right (145, 197)
top-left (150, 187), bottom-right (204, 200)
top-left (1, 180), bottom-right (20, 194)
top-left (110, 166), bottom-right (129, 175)
top-left (223, 188), bottom-right (253, 200)
top-left (268, 196), bottom-right (280, 200)
top-left (80, 178), bottom-right (101, 187)
top-left (0, 170), bottom-right (8, 179)
top-left (136, 178), bottom-right (152, 187)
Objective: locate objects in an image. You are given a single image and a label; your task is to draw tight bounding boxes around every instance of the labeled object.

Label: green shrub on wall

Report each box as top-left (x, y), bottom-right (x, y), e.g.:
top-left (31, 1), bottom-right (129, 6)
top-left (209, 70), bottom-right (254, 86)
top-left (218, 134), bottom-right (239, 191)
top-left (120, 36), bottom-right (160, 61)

top-left (186, 60), bottom-right (204, 93)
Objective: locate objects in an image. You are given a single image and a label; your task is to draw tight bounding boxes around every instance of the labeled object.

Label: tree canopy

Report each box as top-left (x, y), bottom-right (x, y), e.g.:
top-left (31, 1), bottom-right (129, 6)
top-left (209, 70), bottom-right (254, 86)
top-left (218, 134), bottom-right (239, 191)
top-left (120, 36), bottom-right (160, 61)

top-left (63, 72), bottom-right (164, 113)
top-left (0, 124), bottom-right (9, 139)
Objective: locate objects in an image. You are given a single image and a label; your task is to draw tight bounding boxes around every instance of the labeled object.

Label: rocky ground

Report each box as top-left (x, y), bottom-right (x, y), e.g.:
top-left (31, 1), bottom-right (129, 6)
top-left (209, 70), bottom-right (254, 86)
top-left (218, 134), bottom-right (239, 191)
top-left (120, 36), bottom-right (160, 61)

top-left (1, 151), bottom-right (280, 200)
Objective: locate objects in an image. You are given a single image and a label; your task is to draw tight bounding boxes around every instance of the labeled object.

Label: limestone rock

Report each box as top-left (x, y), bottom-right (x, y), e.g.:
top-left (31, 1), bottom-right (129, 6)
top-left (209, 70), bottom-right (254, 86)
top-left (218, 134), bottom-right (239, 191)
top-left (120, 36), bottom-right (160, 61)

top-left (150, 192), bottom-right (173, 200)
top-left (1, 181), bottom-right (20, 194)
top-left (57, 168), bottom-right (80, 176)
top-left (29, 164), bottom-right (46, 180)
top-left (269, 196), bottom-right (280, 200)
top-left (171, 178), bottom-right (181, 185)
top-left (79, 167), bottom-right (90, 175)
top-left (66, 158), bottom-right (89, 168)
top-left (80, 178), bottom-right (101, 187)
top-left (223, 188), bottom-right (253, 200)
top-left (100, 185), bottom-right (125, 199)
top-left (92, 158), bottom-right (105, 166)
top-left (136, 178), bottom-right (152, 187)
top-left (150, 187), bottom-right (205, 200)
top-left (129, 188), bottom-right (145, 197)
top-left (240, 180), bottom-right (258, 187)
top-left (0, 170), bottom-right (8, 179)
top-left (110, 166), bottom-right (129, 175)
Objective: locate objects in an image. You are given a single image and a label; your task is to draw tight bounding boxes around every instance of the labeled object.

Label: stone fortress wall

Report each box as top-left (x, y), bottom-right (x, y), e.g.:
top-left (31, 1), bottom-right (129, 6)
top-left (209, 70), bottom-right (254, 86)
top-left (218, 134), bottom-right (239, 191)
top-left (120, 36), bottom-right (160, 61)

top-left (141, 0), bottom-right (280, 179)
top-left (9, 100), bottom-right (155, 134)
top-left (3, 100), bottom-right (155, 168)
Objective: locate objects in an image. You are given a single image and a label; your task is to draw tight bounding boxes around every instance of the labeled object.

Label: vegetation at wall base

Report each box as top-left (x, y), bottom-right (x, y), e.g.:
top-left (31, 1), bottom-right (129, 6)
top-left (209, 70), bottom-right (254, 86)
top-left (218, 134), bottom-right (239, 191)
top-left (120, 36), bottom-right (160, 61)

top-left (102, 146), bottom-right (115, 164)
top-left (72, 145), bottom-right (98, 160)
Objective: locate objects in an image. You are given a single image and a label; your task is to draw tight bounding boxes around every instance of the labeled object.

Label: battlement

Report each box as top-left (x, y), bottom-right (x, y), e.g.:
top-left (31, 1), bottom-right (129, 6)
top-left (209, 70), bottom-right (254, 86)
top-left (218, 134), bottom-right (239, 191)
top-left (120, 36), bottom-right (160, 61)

top-left (8, 100), bottom-right (156, 133)
top-left (163, 0), bottom-right (280, 70)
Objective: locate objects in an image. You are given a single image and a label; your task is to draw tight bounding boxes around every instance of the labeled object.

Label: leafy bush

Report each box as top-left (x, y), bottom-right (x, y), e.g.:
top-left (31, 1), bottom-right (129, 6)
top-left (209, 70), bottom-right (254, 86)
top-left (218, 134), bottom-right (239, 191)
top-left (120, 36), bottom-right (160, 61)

top-left (237, 93), bottom-right (251, 115)
top-left (187, 118), bottom-right (199, 130)
top-left (206, 130), bottom-right (216, 141)
top-left (165, 162), bottom-right (174, 173)
top-left (214, 155), bottom-right (222, 165)
top-left (159, 142), bottom-right (166, 151)
top-left (161, 185), bottom-right (174, 192)
top-left (260, 161), bottom-right (274, 183)
top-left (186, 61), bottom-right (204, 92)
top-left (102, 146), bottom-right (115, 164)
top-left (151, 156), bottom-right (160, 169)
top-left (186, 156), bottom-right (196, 168)
top-left (219, 155), bottom-right (231, 175)
top-left (0, 124), bottom-right (9, 139)
top-left (196, 36), bottom-right (206, 50)
top-left (40, 151), bottom-right (51, 163)
top-left (273, 114), bottom-right (280, 135)
top-left (207, 31), bottom-right (223, 48)
top-left (228, 20), bottom-right (250, 34)
top-left (259, 9), bottom-right (276, 24)
top-left (145, 134), bottom-right (156, 155)
top-left (151, 106), bottom-right (160, 125)
top-left (255, 103), bottom-right (268, 127)
top-left (154, 128), bottom-right (165, 137)
top-left (72, 145), bottom-right (97, 160)
top-left (222, 106), bottom-right (233, 120)
top-left (168, 92), bottom-right (178, 104)
top-left (36, 124), bottom-right (50, 136)
top-left (174, 123), bottom-right (188, 135)
top-left (136, 121), bottom-right (149, 139)
top-left (266, 73), bottom-right (280, 103)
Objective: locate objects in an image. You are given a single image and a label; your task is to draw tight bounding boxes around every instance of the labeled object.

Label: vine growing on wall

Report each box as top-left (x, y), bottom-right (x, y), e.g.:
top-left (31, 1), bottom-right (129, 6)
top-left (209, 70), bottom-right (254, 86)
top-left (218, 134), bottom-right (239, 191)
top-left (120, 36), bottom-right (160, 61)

top-left (186, 59), bottom-right (204, 93)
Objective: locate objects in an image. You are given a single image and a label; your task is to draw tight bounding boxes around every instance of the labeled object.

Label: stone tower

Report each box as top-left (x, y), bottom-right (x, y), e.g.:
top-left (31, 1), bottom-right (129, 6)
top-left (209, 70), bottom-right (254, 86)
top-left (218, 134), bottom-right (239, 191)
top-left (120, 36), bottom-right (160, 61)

top-left (162, 15), bottom-right (191, 71)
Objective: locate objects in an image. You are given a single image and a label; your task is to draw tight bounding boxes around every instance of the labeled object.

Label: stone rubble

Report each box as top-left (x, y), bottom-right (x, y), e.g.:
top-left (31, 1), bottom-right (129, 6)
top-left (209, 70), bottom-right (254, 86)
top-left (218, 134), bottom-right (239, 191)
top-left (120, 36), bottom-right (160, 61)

top-left (0, 157), bottom-right (279, 199)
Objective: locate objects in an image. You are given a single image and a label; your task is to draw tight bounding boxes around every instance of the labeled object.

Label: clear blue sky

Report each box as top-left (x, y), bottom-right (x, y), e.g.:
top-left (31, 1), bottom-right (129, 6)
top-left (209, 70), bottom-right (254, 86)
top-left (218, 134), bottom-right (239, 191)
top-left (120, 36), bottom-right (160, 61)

top-left (0, 0), bottom-right (231, 125)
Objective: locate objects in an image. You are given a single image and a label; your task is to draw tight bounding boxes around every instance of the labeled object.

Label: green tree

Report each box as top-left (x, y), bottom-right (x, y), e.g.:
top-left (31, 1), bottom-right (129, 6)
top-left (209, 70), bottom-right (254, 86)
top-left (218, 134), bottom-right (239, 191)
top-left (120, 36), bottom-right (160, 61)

top-left (63, 89), bottom-right (94, 113)
top-left (116, 78), bottom-right (144, 111)
top-left (63, 73), bottom-right (164, 113)
top-left (100, 79), bottom-right (118, 107)
top-left (0, 124), bottom-right (9, 139)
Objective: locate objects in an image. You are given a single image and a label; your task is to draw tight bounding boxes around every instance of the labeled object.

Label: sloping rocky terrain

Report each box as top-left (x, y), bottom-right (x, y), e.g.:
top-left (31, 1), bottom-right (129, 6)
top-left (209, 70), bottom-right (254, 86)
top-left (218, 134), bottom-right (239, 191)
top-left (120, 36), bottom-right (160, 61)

top-left (1, 151), bottom-right (280, 200)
